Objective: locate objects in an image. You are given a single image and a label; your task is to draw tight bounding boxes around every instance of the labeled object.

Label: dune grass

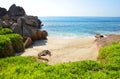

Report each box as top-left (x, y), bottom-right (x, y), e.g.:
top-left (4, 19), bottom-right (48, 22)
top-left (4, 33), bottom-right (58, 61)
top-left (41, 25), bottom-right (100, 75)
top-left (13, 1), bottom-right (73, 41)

top-left (0, 43), bottom-right (120, 79)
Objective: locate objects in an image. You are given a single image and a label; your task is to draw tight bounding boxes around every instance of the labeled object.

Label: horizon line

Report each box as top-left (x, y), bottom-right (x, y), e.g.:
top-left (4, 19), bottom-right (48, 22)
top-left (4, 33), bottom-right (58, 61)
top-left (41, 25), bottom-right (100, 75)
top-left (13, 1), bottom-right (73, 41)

top-left (38, 16), bottom-right (120, 17)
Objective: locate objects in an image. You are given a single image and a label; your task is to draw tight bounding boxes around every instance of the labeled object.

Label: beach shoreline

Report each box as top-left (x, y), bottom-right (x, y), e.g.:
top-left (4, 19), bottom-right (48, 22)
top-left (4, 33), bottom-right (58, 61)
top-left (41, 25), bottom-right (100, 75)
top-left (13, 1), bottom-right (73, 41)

top-left (21, 37), bottom-right (99, 65)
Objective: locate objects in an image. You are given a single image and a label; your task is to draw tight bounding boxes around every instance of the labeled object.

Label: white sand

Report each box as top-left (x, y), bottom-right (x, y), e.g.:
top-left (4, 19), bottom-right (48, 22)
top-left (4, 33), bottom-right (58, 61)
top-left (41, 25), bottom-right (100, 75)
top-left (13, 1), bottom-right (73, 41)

top-left (21, 37), bottom-right (99, 65)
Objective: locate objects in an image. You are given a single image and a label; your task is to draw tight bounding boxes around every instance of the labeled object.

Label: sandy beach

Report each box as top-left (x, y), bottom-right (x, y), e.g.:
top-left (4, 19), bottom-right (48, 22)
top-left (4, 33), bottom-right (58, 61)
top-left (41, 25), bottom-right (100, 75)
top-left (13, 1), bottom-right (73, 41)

top-left (21, 37), bottom-right (99, 65)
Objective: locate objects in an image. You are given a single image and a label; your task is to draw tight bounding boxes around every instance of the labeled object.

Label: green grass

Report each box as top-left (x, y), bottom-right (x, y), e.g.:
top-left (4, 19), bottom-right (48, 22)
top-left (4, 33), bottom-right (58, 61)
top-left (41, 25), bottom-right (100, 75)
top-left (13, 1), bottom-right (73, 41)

top-left (0, 44), bottom-right (120, 79)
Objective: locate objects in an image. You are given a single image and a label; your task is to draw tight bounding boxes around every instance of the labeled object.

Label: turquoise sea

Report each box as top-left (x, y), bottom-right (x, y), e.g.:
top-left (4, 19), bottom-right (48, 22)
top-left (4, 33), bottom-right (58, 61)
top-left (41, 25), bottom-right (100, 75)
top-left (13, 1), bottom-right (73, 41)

top-left (39, 17), bottom-right (120, 39)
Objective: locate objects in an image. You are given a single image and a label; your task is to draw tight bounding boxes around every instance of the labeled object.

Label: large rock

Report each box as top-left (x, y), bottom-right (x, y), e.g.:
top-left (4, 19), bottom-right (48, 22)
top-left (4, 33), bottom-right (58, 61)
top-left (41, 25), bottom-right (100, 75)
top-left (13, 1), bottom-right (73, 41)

top-left (0, 7), bottom-right (7, 18)
top-left (24, 37), bottom-right (33, 48)
top-left (22, 16), bottom-right (41, 28)
top-left (8, 4), bottom-right (26, 22)
top-left (17, 16), bottom-right (41, 36)
top-left (2, 14), bottom-right (10, 21)
top-left (11, 23), bottom-right (23, 35)
top-left (8, 4), bottom-right (25, 17)
top-left (0, 19), bottom-right (3, 26)
top-left (11, 16), bottom-right (45, 41)
top-left (0, 4), bottom-right (26, 27)
top-left (37, 30), bottom-right (48, 40)
top-left (0, 4), bottom-right (47, 47)
top-left (31, 30), bottom-right (38, 41)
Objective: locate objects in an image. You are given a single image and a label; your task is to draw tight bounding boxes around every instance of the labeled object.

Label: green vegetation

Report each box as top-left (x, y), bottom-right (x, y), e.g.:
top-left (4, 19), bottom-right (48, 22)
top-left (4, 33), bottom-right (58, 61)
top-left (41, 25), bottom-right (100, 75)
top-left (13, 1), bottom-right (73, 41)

top-left (0, 28), bottom-right (13, 35)
top-left (0, 26), bottom-right (2, 30)
top-left (0, 35), bottom-right (13, 57)
top-left (0, 27), bottom-right (24, 57)
top-left (0, 27), bottom-right (120, 78)
top-left (98, 43), bottom-right (120, 71)
top-left (6, 34), bottom-right (24, 52)
top-left (0, 43), bottom-right (120, 79)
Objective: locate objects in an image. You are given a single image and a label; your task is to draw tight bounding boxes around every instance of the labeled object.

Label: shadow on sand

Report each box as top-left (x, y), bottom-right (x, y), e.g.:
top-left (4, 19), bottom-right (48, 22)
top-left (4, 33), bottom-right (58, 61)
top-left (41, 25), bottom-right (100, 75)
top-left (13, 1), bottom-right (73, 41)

top-left (15, 40), bottom-right (48, 56)
top-left (29, 40), bottom-right (48, 48)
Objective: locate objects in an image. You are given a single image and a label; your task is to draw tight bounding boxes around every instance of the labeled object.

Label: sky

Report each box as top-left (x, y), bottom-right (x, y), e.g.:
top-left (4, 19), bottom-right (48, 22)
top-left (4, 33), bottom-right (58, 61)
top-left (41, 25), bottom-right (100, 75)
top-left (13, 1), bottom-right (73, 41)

top-left (0, 0), bottom-right (120, 17)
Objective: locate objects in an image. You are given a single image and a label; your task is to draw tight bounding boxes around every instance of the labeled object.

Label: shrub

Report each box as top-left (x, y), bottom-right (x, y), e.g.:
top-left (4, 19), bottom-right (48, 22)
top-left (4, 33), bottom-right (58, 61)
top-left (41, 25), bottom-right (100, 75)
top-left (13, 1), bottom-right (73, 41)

top-left (0, 35), bottom-right (14, 57)
top-left (0, 26), bottom-right (2, 30)
top-left (0, 27), bottom-right (25, 56)
top-left (0, 56), bottom-right (119, 79)
top-left (6, 34), bottom-right (24, 53)
top-left (0, 28), bottom-right (13, 35)
top-left (98, 43), bottom-right (120, 70)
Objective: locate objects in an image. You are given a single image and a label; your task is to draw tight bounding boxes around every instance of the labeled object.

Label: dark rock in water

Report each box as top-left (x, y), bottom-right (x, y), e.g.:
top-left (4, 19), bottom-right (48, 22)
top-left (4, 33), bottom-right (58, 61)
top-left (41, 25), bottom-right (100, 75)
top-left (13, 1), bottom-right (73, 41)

top-left (0, 7), bottom-right (7, 18)
top-left (41, 23), bottom-right (44, 26)
top-left (96, 34), bottom-right (120, 48)
top-left (95, 34), bottom-right (104, 39)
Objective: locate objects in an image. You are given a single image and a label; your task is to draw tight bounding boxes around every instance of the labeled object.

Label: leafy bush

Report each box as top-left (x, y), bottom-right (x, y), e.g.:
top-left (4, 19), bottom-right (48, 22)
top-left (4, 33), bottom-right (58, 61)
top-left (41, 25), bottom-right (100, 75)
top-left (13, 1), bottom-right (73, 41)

top-left (6, 34), bottom-right (24, 53)
top-left (0, 35), bottom-right (14, 57)
top-left (98, 43), bottom-right (120, 70)
top-left (0, 56), bottom-right (120, 79)
top-left (0, 26), bottom-right (2, 30)
top-left (0, 27), bottom-right (24, 57)
top-left (0, 28), bottom-right (13, 35)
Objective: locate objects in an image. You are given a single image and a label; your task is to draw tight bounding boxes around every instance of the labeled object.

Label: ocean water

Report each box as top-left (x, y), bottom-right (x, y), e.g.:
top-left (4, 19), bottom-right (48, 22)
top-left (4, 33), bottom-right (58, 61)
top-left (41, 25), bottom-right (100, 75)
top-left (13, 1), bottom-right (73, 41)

top-left (39, 17), bottom-right (120, 39)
